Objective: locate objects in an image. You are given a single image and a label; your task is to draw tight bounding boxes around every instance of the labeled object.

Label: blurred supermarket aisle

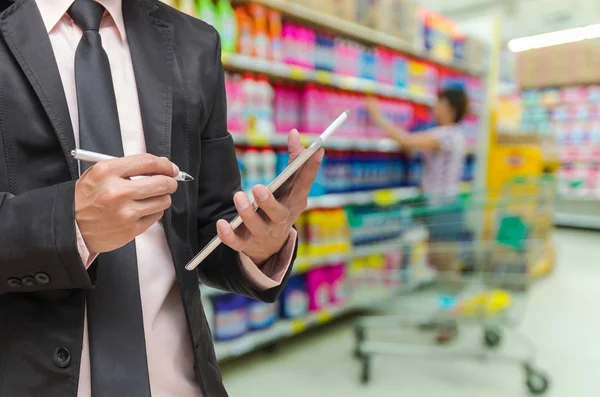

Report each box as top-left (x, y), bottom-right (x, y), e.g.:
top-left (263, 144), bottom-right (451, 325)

top-left (221, 228), bottom-right (600, 397)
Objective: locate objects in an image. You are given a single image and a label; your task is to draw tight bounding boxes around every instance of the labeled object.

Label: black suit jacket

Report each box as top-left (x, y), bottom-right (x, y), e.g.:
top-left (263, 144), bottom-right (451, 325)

top-left (0, 0), bottom-right (295, 396)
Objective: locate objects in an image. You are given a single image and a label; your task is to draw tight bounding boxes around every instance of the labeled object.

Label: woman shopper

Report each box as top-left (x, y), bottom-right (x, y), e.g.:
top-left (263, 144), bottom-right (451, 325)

top-left (367, 87), bottom-right (469, 342)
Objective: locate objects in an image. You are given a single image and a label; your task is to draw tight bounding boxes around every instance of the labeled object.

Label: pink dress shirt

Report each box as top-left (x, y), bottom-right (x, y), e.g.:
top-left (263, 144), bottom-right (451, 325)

top-left (35, 1), bottom-right (295, 396)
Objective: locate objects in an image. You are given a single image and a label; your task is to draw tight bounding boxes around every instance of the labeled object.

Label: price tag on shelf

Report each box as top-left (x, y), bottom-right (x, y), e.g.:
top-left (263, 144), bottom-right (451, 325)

top-left (338, 76), bottom-right (358, 91)
top-left (315, 310), bottom-right (332, 324)
top-left (290, 319), bottom-right (308, 335)
top-left (300, 135), bottom-right (312, 147)
top-left (362, 81), bottom-right (377, 94)
top-left (314, 70), bottom-right (333, 85)
top-left (289, 67), bottom-right (308, 81)
top-left (373, 189), bottom-right (397, 206)
top-left (247, 135), bottom-right (269, 147)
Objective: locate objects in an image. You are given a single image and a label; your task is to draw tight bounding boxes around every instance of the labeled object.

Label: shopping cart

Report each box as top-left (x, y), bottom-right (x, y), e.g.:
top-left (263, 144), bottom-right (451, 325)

top-left (353, 176), bottom-right (555, 395)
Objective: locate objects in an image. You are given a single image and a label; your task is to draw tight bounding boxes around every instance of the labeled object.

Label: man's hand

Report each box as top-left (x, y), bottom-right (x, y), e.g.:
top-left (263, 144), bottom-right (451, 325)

top-left (75, 154), bottom-right (180, 253)
top-left (217, 129), bottom-right (323, 265)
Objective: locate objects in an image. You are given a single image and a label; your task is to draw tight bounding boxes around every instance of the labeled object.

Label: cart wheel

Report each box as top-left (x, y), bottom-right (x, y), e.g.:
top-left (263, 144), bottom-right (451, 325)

top-left (483, 328), bottom-right (502, 348)
top-left (359, 355), bottom-right (371, 384)
top-left (354, 326), bottom-right (365, 359)
top-left (525, 367), bottom-right (550, 395)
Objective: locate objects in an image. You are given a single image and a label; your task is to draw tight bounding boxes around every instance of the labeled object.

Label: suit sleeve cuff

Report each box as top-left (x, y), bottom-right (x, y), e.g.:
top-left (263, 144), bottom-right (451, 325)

top-left (238, 229), bottom-right (297, 292)
top-left (75, 223), bottom-right (98, 269)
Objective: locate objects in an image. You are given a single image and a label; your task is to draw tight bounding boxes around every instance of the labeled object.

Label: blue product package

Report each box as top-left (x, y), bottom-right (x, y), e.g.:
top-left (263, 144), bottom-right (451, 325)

top-left (246, 298), bottom-right (279, 331)
top-left (280, 275), bottom-right (309, 319)
top-left (212, 294), bottom-right (249, 341)
top-left (408, 154), bottom-right (423, 187)
top-left (309, 163), bottom-right (327, 197)
top-left (393, 56), bottom-right (408, 89)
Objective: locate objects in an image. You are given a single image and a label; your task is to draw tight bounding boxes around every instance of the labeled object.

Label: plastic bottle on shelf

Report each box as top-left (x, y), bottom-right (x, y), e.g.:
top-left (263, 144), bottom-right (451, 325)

top-left (216, 0), bottom-right (237, 54)
top-left (268, 9), bottom-right (283, 62)
top-left (249, 3), bottom-right (269, 59)
top-left (261, 147), bottom-right (277, 187)
top-left (282, 23), bottom-right (293, 65)
top-left (273, 82), bottom-right (288, 133)
top-left (178, 0), bottom-right (196, 16)
top-left (244, 147), bottom-right (261, 195)
top-left (241, 73), bottom-right (257, 134)
top-left (236, 7), bottom-right (253, 56)
top-left (306, 28), bottom-right (316, 69)
top-left (254, 76), bottom-right (274, 136)
top-left (197, 0), bottom-right (217, 28)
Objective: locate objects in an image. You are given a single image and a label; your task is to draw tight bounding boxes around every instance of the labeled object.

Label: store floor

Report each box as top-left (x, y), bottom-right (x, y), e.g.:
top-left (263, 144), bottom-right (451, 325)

top-left (221, 228), bottom-right (600, 397)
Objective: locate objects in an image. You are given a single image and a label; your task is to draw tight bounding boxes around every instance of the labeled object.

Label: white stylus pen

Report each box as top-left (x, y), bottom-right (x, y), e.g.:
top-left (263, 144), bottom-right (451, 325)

top-left (71, 149), bottom-right (194, 182)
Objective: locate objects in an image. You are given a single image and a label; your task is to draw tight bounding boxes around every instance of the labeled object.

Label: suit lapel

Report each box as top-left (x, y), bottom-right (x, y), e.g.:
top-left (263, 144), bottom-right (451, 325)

top-left (122, 0), bottom-right (174, 160)
top-left (0, 0), bottom-right (79, 178)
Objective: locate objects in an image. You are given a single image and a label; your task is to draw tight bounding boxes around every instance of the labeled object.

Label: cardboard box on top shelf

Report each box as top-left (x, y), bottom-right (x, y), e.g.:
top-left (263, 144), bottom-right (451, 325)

top-left (355, 0), bottom-right (380, 29)
top-left (333, 0), bottom-right (357, 22)
top-left (517, 50), bottom-right (546, 88)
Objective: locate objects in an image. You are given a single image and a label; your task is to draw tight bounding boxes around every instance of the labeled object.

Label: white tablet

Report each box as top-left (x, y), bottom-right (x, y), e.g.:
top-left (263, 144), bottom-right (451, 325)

top-left (185, 110), bottom-right (349, 271)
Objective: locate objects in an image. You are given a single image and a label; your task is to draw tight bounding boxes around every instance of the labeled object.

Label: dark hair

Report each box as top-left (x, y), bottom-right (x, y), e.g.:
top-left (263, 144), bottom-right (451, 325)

top-left (438, 88), bottom-right (468, 123)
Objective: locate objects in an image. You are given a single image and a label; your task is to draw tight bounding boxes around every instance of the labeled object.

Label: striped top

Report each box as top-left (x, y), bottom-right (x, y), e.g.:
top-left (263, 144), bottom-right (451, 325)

top-left (421, 125), bottom-right (466, 204)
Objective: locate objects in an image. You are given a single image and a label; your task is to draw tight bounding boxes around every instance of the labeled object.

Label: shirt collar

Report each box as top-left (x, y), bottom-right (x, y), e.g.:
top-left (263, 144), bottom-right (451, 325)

top-left (35, 0), bottom-right (126, 41)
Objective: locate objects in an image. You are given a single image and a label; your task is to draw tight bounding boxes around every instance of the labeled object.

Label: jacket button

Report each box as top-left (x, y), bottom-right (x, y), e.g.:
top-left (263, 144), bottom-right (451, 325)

top-left (21, 276), bottom-right (35, 287)
top-left (35, 272), bottom-right (51, 285)
top-left (53, 347), bottom-right (71, 368)
top-left (6, 278), bottom-right (21, 288)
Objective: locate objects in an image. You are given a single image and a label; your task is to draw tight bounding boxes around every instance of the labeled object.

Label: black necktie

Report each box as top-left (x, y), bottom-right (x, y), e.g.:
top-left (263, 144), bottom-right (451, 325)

top-left (70, 1), bottom-right (152, 395)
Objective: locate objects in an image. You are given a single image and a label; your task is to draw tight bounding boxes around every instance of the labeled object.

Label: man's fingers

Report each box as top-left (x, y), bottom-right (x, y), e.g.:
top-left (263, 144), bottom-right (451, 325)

top-left (135, 194), bottom-right (173, 218)
top-left (287, 129), bottom-right (304, 162)
top-left (128, 175), bottom-right (178, 200)
top-left (93, 154), bottom-right (179, 179)
top-left (233, 191), bottom-right (270, 238)
top-left (135, 211), bottom-right (165, 235)
top-left (292, 148), bottom-right (324, 197)
top-left (253, 185), bottom-right (290, 224)
top-left (217, 219), bottom-right (249, 252)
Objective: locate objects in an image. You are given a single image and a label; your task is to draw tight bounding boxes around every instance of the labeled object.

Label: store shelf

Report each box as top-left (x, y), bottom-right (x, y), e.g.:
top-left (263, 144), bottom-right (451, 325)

top-left (232, 132), bottom-right (478, 155)
top-left (293, 237), bottom-right (406, 274)
top-left (231, 130), bottom-right (401, 152)
top-left (222, 53), bottom-right (435, 106)
top-left (202, 236), bottom-right (407, 297)
top-left (554, 213), bottom-right (600, 230)
top-left (306, 187), bottom-right (420, 209)
top-left (214, 291), bottom-right (396, 362)
top-left (230, 0), bottom-right (484, 77)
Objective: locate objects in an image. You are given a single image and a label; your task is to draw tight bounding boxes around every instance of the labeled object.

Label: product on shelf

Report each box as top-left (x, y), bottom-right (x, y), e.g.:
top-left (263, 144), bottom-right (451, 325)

top-left (518, 85), bottom-right (600, 198)
top-left (178, 0), bottom-right (196, 16)
top-left (246, 299), bottom-right (279, 331)
top-left (236, 6), bottom-right (253, 55)
top-left (346, 204), bottom-right (406, 246)
top-left (212, 294), bottom-right (249, 341)
top-left (327, 263), bottom-right (348, 305)
top-left (249, 3), bottom-right (270, 59)
top-left (306, 268), bottom-right (331, 311)
top-left (280, 275), bottom-right (310, 319)
top-left (216, 0), bottom-right (238, 53)
top-left (197, 0), bottom-right (217, 28)
top-left (268, 9), bottom-right (283, 62)
top-left (305, 208), bottom-right (351, 256)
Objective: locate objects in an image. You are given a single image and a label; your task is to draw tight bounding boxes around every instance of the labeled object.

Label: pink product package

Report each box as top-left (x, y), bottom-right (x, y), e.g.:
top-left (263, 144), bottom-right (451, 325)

top-left (383, 251), bottom-right (403, 287)
top-left (274, 84), bottom-right (300, 133)
top-left (306, 268), bottom-right (330, 311)
top-left (225, 74), bottom-right (245, 133)
top-left (327, 264), bottom-right (347, 305)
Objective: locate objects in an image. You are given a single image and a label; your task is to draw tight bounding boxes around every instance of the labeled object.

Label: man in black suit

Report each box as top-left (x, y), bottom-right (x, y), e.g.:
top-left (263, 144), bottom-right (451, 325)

top-left (0, 0), bottom-right (322, 396)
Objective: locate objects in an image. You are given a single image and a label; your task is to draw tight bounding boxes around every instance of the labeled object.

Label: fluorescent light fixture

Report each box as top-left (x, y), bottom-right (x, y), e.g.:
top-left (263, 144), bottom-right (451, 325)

top-left (508, 24), bottom-right (600, 52)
